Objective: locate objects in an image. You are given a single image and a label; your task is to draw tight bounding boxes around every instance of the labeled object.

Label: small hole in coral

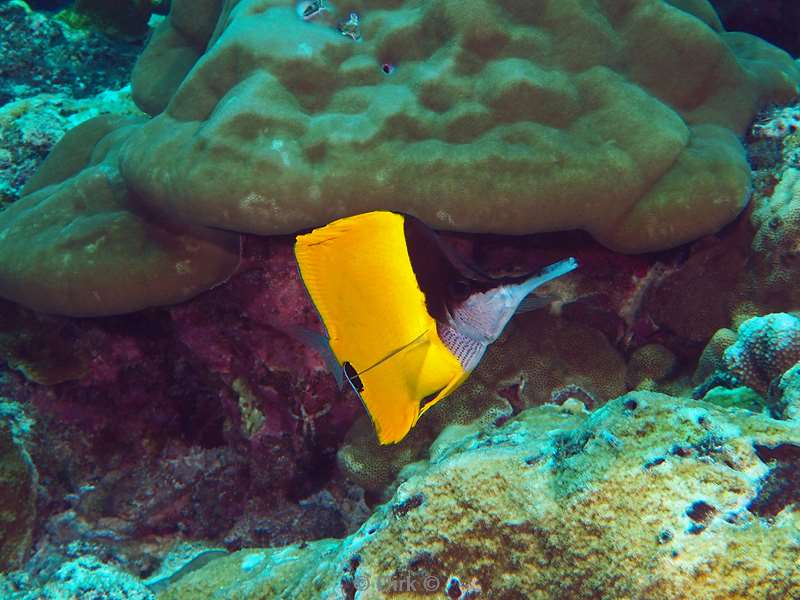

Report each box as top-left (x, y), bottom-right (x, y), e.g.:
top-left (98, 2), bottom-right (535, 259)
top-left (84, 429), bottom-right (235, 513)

top-left (494, 414), bottom-right (510, 427)
top-left (644, 457), bottom-right (665, 469)
top-left (447, 578), bottom-right (462, 599)
top-left (657, 529), bottom-right (673, 544)
top-left (670, 445), bottom-right (692, 458)
top-left (623, 398), bottom-right (638, 411)
top-left (687, 523), bottom-right (706, 535)
top-left (381, 63), bottom-right (395, 74)
top-left (687, 500), bottom-right (717, 523)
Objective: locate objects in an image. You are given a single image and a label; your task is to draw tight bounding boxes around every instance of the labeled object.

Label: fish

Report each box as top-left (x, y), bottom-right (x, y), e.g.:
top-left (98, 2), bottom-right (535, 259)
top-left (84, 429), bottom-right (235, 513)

top-left (294, 211), bottom-right (578, 444)
top-left (296, 0), bottom-right (329, 20)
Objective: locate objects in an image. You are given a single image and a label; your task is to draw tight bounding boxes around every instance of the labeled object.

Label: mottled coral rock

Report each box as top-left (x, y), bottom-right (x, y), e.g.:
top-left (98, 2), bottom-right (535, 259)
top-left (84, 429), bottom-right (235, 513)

top-left (746, 167), bottom-right (800, 312)
top-left (0, 87), bottom-right (142, 206)
top-left (157, 393), bottom-right (800, 599)
top-left (775, 364), bottom-right (800, 420)
top-left (0, 0), bottom-right (141, 108)
top-left (0, 401), bottom-right (36, 571)
top-left (626, 343), bottom-right (678, 389)
top-left (693, 313), bottom-right (800, 406)
top-left (3, 555), bottom-right (155, 600)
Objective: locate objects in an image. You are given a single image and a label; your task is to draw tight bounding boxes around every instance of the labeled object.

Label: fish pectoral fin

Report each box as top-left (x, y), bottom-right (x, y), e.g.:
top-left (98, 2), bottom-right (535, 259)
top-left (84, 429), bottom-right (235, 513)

top-left (273, 324), bottom-right (344, 390)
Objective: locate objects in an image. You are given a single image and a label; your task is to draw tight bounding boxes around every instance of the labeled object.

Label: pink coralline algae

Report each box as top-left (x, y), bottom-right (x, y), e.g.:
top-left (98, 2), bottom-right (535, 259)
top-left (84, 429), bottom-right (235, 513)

top-left (0, 235), bottom-right (364, 562)
top-left (723, 313), bottom-right (800, 394)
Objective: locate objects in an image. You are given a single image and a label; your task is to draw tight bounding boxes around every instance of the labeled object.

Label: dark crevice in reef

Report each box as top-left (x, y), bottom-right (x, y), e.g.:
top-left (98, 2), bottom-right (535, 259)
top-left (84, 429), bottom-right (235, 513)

top-left (711, 0), bottom-right (800, 57)
top-left (687, 500), bottom-right (717, 523)
top-left (747, 443), bottom-right (800, 518)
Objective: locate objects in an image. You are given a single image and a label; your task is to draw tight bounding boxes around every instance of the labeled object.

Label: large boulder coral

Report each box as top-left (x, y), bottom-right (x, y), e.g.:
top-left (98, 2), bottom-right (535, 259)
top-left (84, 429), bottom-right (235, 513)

top-left (3, 0), bottom-right (800, 317)
top-left (120, 0), bottom-right (798, 253)
top-left (157, 393), bottom-right (800, 599)
top-left (0, 114), bottom-right (241, 316)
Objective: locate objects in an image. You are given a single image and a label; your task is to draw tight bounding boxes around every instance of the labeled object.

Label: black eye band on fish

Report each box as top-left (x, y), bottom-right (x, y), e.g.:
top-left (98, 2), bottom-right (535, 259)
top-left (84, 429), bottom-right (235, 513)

top-left (341, 331), bottom-right (430, 397)
top-left (342, 361), bottom-right (364, 393)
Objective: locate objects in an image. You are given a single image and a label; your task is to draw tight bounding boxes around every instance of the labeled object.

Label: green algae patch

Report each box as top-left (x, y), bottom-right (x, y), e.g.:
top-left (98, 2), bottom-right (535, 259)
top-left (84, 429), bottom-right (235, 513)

top-left (157, 543), bottom-right (340, 600)
top-left (702, 385), bottom-right (766, 412)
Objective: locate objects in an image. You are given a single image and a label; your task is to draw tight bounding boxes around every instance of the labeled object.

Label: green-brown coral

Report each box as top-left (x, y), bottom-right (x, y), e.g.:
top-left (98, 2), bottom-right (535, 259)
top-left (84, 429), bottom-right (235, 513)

top-left (4, 0), bottom-right (799, 316)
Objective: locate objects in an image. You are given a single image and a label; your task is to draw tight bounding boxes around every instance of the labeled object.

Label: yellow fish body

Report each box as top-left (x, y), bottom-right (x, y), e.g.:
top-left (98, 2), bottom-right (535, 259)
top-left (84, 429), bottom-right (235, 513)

top-left (294, 211), bottom-right (577, 444)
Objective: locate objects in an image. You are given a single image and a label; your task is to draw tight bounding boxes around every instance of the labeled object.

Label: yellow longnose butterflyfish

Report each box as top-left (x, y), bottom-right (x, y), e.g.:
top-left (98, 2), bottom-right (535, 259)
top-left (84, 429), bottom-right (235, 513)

top-left (294, 211), bottom-right (578, 444)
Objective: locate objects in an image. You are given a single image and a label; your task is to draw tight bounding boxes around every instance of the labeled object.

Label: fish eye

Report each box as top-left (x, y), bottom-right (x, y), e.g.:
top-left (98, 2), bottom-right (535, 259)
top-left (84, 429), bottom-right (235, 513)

top-left (448, 279), bottom-right (471, 299)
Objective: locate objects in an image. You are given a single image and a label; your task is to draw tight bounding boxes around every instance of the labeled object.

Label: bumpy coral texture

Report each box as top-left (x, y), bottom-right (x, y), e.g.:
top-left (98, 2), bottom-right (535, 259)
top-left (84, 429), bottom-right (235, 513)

top-left (722, 313), bottom-right (800, 394)
top-left (746, 168), bottom-right (800, 311)
top-left (0, 114), bottom-right (241, 316)
top-left (3, 0), bottom-right (799, 316)
top-left (157, 394), bottom-right (800, 599)
top-left (121, 0), bottom-right (798, 254)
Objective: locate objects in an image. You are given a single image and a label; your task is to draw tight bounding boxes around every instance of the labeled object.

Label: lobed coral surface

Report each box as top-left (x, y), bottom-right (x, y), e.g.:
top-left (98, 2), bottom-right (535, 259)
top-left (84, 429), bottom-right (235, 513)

top-left (1, 0), bottom-right (800, 316)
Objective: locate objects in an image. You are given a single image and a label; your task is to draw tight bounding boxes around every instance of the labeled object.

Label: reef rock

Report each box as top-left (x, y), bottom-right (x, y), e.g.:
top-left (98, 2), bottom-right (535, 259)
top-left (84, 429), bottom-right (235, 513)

top-left (0, 0), bottom-right (140, 107)
top-left (0, 87), bottom-right (143, 206)
top-left (0, 401), bottom-right (37, 572)
top-left (157, 393), bottom-right (800, 599)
